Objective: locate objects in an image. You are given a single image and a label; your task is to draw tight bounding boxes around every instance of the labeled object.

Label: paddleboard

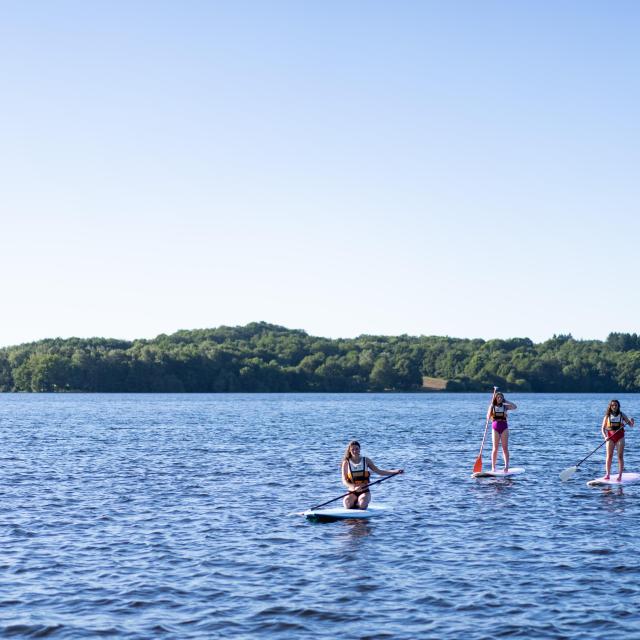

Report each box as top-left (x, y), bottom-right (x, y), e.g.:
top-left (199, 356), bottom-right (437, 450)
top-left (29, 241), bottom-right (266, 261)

top-left (587, 472), bottom-right (640, 487)
top-left (472, 467), bottom-right (525, 479)
top-left (303, 503), bottom-right (388, 522)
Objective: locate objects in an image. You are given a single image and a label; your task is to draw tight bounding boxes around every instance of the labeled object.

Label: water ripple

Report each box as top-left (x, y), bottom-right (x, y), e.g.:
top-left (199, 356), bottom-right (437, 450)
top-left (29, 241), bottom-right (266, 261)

top-left (1, 393), bottom-right (640, 638)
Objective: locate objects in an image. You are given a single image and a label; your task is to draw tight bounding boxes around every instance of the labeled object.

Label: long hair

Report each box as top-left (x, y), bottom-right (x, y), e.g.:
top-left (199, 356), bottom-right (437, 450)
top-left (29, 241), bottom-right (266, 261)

top-left (606, 399), bottom-right (621, 416)
top-left (493, 392), bottom-right (505, 406)
top-left (343, 440), bottom-right (361, 462)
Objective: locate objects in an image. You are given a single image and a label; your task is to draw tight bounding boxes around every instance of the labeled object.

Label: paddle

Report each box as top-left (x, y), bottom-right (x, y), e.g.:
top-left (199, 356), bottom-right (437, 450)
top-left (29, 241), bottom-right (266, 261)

top-left (559, 430), bottom-right (622, 482)
top-left (293, 471), bottom-right (403, 515)
top-left (473, 386), bottom-right (498, 474)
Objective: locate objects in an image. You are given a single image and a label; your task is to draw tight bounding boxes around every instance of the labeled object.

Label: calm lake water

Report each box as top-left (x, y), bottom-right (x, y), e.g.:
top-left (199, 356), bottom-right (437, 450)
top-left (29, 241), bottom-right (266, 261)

top-left (1, 393), bottom-right (640, 639)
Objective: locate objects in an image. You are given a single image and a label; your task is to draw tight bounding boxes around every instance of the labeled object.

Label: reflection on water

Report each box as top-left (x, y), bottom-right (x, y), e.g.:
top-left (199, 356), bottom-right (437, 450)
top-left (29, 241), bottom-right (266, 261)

top-left (336, 519), bottom-right (373, 542)
top-left (598, 486), bottom-right (627, 508)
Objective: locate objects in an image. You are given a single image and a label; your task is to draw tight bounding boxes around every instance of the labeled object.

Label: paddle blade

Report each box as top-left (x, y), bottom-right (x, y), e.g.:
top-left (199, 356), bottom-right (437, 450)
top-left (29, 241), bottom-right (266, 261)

top-left (473, 455), bottom-right (483, 474)
top-left (559, 466), bottom-right (578, 482)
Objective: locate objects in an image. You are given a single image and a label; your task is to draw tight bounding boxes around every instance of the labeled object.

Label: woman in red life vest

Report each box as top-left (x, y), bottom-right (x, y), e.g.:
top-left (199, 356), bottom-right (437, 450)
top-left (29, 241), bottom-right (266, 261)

top-left (487, 392), bottom-right (517, 472)
top-left (601, 399), bottom-right (635, 481)
top-left (341, 440), bottom-right (403, 510)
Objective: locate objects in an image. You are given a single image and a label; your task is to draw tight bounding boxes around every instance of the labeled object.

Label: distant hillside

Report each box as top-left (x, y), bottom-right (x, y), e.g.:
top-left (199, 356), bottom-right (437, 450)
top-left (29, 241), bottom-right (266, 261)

top-left (1, 323), bottom-right (639, 392)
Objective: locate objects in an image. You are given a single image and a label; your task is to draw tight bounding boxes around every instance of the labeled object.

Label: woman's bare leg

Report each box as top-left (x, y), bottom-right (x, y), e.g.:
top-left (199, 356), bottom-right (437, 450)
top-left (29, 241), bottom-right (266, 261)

top-left (605, 440), bottom-right (614, 479)
top-left (501, 429), bottom-right (509, 472)
top-left (617, 439), bottom-right (625, 481)
top-left (357, 491), bottom-right (371, 510)
top-left (491, 429), bottom-right (499, 472)
top-left (343, 493), bottom-right (357, 509)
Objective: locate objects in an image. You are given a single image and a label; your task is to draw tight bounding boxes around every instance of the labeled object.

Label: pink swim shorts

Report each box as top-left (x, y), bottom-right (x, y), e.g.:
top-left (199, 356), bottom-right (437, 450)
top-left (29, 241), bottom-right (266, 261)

top-left (492, 420), bottom-right (508, 434)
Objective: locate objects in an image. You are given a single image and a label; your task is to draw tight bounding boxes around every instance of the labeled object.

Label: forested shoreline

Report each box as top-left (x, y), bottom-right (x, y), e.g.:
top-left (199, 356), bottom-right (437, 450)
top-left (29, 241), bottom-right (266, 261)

top-left (1, 322), bottom-right (640, 393)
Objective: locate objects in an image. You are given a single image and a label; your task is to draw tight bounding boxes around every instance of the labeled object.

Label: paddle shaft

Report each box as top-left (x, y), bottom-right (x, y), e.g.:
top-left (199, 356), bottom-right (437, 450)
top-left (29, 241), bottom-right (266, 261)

top-left (309, 472), bottom-right (402, 511)
top-left (559, 427), bottom-right (631, 481)
top-left (474, 387), bottom-right (498, 471)
top-left (574, 428), bottom-right (625, 469)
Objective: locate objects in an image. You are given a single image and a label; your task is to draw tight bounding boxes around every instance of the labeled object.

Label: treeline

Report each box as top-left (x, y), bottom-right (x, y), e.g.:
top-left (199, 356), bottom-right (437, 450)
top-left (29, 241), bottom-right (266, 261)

top-left (1, 323), bottom-right (640, 392)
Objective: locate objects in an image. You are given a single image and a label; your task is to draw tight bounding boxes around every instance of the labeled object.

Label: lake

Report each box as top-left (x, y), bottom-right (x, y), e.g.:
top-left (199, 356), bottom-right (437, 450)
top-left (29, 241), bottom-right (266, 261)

top-left (1, 393), bottom-right (639, 638)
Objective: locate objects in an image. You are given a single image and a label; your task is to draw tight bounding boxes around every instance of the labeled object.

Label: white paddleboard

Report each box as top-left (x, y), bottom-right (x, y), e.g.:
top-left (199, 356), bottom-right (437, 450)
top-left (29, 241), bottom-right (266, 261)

top-left (472, 467), bottom-right (525, 479)
top-left (303, 503), bottom-right (388, 522)
top-left (587, 472), bottom-right (640, 487)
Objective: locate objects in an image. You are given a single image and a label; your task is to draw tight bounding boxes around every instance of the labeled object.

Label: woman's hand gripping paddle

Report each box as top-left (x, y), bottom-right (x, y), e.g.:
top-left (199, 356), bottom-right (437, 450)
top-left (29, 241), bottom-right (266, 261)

top-left (473, 387), bottom-right (498, 474)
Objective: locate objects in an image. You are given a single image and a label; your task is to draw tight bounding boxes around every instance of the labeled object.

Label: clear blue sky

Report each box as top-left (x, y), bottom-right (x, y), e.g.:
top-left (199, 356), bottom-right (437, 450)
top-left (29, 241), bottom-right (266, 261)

top-left (1, 1), bottom-right (638, 347)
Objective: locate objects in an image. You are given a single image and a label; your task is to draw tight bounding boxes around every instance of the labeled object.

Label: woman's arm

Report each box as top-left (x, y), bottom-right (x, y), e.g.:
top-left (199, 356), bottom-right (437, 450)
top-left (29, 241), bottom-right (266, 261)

top-left (601, 415), bottom-right (608, 437)
top-left (366, 459), bottom-right (404, 476)
top-left (341, 460), bottom-right (355, 489)
top-left (623, 412), bottom-right (635, 427)
top-left (504, 400), bottom-right (517, 410)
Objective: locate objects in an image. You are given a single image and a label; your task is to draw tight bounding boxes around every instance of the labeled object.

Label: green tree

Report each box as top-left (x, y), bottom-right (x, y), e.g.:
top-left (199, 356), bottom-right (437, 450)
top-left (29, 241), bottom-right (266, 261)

top-left (369, 355), bottom-right (395, 391)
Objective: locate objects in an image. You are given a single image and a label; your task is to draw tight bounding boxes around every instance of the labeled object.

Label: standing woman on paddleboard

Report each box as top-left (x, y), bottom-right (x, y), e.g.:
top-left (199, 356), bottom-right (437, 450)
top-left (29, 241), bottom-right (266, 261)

top-left (601, 399), bottom-right (635, 481)
top-left (488, 392), bottom-right (517, 472)
top-left (341, 441), bottom-right (403, 510)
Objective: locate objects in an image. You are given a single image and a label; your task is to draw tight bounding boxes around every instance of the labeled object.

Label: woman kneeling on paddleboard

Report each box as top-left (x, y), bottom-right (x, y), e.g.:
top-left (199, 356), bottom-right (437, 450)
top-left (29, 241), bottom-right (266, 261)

top-left (341, 441), bottom-right (403, 510)
top-left (487, 392), bottom-right (517, 472)
top-left (602, 399), bottom-right (635, 482)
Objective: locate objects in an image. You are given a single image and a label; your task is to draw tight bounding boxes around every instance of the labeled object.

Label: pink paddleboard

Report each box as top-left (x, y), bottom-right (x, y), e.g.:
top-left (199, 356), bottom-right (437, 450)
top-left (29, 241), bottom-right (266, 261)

top-left (587, 472), bottom-right (640, 487)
